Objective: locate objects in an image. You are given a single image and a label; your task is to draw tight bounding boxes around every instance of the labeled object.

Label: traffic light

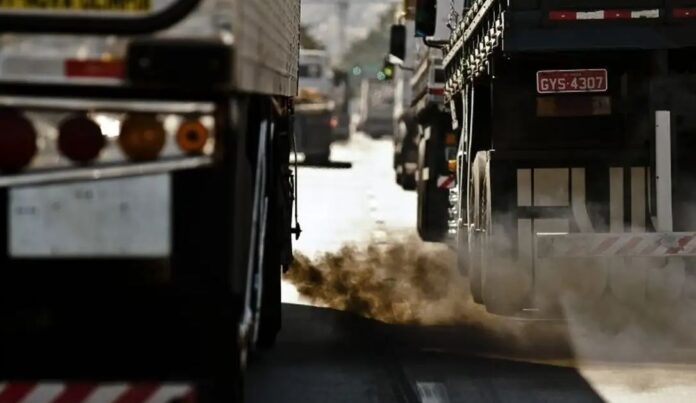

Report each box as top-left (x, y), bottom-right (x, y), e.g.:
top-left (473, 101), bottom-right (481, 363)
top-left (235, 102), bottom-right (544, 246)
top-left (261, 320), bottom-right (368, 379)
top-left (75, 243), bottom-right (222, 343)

top-left (380, 60), bottom-right (394, 81)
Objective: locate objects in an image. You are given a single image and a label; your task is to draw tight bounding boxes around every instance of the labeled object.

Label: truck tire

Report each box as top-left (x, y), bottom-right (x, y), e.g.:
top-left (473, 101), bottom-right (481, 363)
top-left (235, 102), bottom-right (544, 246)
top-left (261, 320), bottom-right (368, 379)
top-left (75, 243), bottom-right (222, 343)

top-left (396, 114), bottom-right (418, 190)
top-left (477, 152), bottom-right (526, 315)
top-left (416, 125), bottom-right (449, 242)
top-left (400, 147), bottom-right (418, 191)
top-left (255, 179), bottom-right (282, 349)
top-left (468, 153), bottom-right (486, 303)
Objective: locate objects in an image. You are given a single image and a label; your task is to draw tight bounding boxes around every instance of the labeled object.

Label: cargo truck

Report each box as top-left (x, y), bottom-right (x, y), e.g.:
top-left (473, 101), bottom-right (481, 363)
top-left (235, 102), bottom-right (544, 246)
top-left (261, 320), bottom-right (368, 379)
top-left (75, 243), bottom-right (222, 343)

top-left (389, 0), bottom-right (463, 240)
top-left (0, 0), bottom-right (300, 401)
top-left (413, 0), bottom-right (696, 315)
top-left (295, 49), bottom-right (335, 165)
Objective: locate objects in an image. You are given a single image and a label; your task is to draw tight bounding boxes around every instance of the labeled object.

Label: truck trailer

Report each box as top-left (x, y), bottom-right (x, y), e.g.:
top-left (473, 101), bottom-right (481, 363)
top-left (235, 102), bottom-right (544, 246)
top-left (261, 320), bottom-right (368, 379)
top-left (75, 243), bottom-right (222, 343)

top-left (0, 0), bottom-right (300, 401)
top-left (411, 0), bottom-right (696, 316)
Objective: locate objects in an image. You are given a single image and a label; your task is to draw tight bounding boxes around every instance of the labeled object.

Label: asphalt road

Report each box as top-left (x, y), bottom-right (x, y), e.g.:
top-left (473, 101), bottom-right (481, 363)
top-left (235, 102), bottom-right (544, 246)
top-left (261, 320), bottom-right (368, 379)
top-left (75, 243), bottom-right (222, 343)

top-left (250, 133), bottom-right (696, 403)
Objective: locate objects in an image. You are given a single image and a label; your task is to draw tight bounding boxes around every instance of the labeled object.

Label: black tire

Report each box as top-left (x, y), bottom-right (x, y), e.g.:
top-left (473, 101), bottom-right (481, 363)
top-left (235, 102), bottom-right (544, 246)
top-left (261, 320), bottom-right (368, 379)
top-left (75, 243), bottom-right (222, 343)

top-left (416, 124), bottom-right (449, 242)
top-left (400, 165), bottom-right (417, 190)
top-left (255, 115), bottom-right (288, 350)
top-left (400, 146), bottom-right (418, 191)
top-left (255, 200), bottom-right (281, 349)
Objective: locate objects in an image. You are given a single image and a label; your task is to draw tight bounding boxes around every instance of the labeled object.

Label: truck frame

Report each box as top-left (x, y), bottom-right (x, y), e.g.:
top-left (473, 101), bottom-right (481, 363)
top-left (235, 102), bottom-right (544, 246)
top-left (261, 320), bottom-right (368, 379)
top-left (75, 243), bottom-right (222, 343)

top-left (0, 1), bottom-right (299, 401)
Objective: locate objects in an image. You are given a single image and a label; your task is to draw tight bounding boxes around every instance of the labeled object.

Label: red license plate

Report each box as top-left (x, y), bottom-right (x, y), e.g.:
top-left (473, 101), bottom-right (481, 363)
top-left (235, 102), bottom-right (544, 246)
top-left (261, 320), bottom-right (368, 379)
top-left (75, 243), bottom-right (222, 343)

top-left (536, 69), bottom-right (608, 94)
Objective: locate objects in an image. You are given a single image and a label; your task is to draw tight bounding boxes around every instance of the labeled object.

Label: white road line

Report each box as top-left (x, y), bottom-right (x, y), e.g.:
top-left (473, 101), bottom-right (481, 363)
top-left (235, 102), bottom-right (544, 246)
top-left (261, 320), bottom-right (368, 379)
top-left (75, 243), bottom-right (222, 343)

top-left (416, 382), bottom-right (450, 403)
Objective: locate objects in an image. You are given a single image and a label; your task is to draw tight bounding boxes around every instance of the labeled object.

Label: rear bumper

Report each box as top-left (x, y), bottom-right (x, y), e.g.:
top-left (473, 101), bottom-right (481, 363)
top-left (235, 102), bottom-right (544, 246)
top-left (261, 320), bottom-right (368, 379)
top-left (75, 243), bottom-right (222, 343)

top-left (536, 232), bottom-right (696, 258)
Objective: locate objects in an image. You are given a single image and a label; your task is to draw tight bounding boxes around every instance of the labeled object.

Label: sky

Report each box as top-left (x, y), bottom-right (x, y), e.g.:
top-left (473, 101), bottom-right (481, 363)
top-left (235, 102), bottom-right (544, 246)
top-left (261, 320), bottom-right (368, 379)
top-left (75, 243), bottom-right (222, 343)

top-left (301, 1), bottom-right (393, 62)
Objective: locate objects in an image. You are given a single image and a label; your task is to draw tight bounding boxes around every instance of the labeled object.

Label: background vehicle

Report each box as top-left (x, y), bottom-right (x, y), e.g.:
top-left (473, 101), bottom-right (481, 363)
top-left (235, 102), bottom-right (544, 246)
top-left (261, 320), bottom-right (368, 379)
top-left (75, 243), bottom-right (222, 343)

top-left (389, 0), bottom-right (462, 240)
top-left (332, 68), bottom-right (352, 141)
top-left (357, 78), bottom-right (395, 138)
top-left (388, 12), bottom-right (418, 190)
top-left (0, 0), bottom-right (299, 401)
top-left (295, 49), bottom-right (335, 164)
top-left (415, 0), bottom-right (696, 315)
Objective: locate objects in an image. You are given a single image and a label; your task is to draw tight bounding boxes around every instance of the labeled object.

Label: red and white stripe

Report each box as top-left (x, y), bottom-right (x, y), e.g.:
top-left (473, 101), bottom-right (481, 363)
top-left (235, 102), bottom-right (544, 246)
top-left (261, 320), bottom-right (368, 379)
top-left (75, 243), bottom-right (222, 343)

top-left (549, 9), bottom-right (660, 21)
top-left (536, 232), bottom-right (696, 258)
top-left (436, 175), bottom-right (455, 189)
top-left (674, 8), bottom-right (696, 18)
top-left (0, 382), bottom-right (194, 403)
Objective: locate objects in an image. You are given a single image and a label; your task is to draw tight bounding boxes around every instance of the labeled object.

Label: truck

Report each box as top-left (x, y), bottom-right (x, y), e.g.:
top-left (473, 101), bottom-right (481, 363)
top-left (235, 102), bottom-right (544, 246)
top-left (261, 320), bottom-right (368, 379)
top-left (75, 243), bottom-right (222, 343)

top-left (0, 0), bottom-right (299, 401)
top-left (357, 78), bottom-right (395, 138)
top-left (389, 0), bottom-right (462, 241)
top-left (389, 13), bottom-right (418, 190)
top-left (411, 0), bottom-right (696, 315)
top-left (295, 49), bottom-right (335, 165)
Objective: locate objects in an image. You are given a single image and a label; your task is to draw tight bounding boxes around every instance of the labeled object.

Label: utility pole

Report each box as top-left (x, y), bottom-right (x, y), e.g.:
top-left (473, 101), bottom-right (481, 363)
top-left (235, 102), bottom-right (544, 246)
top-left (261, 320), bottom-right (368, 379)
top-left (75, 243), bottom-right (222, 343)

top-left (336, 1), bottom-right (349, 58)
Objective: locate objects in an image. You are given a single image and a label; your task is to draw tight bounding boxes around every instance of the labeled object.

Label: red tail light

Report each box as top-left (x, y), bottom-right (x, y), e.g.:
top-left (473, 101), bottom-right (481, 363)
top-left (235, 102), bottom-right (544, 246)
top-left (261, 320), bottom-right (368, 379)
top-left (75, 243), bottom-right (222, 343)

top-left (674, 8), bottom-right (696, 18)
top-left (58, 115), bottom-right (105, 163)
top-left (0, 110), bottom-right (37, 172)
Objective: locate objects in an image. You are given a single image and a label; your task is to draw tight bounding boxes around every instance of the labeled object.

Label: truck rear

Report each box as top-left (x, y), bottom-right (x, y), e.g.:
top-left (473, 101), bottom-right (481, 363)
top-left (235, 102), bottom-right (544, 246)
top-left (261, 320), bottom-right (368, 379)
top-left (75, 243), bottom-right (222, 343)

top-left (295, 49), bottom-right (335, 165)
top-left (0, 0), bottom-right (299, 401)
top-left (416, 0), bottom-right (696, 315)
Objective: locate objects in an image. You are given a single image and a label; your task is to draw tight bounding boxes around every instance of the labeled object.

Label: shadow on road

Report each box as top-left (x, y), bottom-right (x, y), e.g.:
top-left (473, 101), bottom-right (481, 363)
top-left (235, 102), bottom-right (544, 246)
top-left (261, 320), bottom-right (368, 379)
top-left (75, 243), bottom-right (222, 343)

top-left (296, 160), bottom-right (353, 169)
top-left (246, 304), bottom-right (603, 403)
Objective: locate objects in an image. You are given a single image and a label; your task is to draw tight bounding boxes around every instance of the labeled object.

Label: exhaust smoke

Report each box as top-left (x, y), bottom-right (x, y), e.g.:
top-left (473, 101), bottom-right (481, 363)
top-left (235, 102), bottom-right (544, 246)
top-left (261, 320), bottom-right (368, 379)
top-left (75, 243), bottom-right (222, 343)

top-left (285, 236), bottom-right (696, 365)
top-left (285, 237), bottom-right (574, 360)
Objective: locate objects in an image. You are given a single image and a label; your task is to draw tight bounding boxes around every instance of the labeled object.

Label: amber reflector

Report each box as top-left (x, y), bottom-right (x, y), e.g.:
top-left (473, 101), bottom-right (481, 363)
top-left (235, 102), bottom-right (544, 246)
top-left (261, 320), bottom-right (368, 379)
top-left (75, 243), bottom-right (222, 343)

top-left (58, 115), bottom-right (105, 163)
top-left (176, 120), bottom-right (209, 154)
top-left (118, 114), bottom-right (166, 161)
top-left (0, 110), bottom-right (37, 172)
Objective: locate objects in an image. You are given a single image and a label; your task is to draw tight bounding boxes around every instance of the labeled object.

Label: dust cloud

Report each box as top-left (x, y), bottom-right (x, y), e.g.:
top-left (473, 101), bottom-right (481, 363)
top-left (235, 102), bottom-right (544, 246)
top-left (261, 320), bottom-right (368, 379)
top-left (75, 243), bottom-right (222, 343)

top-left (284, 237), bottom-right (573, 360)
top-left (285, 237), bottom-right (696, 365)
top-left (286, 238), bottom-right (469, 325)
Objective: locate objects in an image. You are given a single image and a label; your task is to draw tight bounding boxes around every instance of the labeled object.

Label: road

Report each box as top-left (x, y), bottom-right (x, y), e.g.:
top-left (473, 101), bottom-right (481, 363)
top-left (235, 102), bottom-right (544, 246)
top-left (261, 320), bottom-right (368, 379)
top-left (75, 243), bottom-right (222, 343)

top-left (250, 133), bottom-right (696, 402)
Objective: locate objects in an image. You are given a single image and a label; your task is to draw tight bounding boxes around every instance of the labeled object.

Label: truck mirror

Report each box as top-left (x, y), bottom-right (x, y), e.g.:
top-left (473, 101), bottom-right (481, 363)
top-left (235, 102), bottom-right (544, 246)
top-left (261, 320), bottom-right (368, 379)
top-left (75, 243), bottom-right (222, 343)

top-left (415, 0), bottom-right (436, 38)
top-left (389, 24), bottom-right (407, 61)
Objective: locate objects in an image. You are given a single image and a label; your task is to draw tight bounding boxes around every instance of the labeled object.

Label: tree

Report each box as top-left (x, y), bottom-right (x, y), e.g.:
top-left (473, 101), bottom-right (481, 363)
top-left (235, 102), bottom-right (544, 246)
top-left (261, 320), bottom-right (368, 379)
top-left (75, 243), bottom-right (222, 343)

top-left (300, 25), bottom-right (324, 50)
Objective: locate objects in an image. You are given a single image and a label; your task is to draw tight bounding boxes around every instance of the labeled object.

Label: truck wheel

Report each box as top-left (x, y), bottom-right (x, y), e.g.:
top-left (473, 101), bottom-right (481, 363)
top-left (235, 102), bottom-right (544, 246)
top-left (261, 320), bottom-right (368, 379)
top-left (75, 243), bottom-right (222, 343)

top-left (468, 153), bottom-right (486, 303)
top-left (255, 121), bottom-right (283, 350)
top-left (477, 153), bottom-right (526, 315)
top-left (256, 193), bottom-right (281, 349)
top-left (400, 148), bottom-right (417, 191)
top-left (416, 128), bottom-right (448, 242)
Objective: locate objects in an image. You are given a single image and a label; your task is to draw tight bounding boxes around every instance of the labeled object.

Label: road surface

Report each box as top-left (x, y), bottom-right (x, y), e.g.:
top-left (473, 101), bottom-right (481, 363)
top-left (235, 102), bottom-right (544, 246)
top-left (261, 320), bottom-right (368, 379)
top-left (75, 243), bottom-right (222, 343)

top-left (250, 133), bottom-right (696, 402)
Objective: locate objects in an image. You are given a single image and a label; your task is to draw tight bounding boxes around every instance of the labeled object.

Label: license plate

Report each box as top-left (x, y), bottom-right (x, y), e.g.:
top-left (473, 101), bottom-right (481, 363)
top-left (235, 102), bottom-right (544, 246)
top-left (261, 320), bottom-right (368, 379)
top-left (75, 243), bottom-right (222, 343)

top-left (536, 69), bottom-right (608, 94)
top-left (9, 175), bottom-right (170, 258)
top-left (0, 0), bottom-right (150, 12)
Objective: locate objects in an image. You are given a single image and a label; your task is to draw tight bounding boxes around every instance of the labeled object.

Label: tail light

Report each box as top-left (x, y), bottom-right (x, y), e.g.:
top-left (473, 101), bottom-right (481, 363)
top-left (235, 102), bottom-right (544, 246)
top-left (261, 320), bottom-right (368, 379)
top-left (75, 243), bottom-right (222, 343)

top-left (58, 115), bottom-right (105, 163)
top-left (0, 110), bottom-right (37, 172)
top-left (118, 114), bottom-right (166, 161)
top-left (176, 119), bottom-right (209, 155)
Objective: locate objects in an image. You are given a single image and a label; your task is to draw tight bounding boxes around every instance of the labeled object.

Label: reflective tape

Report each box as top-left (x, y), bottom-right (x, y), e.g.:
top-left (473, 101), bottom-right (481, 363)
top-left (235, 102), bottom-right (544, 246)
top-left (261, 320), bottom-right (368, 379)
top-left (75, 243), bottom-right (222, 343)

top-left (549, 9), bottom-right (660, 20)
top-left (536, 232), bottom-right (696, 258)
top-left (0, 383), bottom-right (194, 403)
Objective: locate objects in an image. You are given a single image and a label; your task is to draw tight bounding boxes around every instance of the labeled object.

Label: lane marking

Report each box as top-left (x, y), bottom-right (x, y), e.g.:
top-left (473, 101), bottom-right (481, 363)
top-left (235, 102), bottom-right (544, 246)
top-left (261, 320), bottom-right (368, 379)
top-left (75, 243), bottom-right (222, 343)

top-left (416, 382), bottom-right (450, 403)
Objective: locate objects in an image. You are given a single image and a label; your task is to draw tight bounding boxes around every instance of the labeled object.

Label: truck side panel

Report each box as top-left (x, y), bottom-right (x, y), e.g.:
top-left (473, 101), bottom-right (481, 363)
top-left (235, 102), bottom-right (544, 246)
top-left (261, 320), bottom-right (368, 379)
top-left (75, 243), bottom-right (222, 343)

top-left (235, 0), bottom-right (300, 97)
